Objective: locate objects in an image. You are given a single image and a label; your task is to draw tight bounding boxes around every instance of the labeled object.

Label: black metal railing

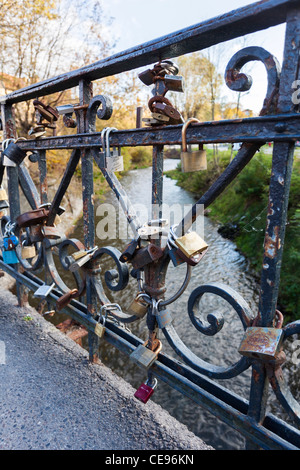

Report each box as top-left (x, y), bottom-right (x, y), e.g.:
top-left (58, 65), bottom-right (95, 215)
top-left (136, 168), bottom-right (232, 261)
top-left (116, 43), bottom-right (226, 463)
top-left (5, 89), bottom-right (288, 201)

top-left (0, 0), bottom-right (300, 450)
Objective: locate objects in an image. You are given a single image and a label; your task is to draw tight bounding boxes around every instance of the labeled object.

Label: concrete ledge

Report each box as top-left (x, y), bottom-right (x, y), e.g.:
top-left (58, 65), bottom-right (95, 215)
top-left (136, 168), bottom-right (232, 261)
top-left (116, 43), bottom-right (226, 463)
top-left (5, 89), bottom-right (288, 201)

top-left (0, 273), bottom-right (213, 451)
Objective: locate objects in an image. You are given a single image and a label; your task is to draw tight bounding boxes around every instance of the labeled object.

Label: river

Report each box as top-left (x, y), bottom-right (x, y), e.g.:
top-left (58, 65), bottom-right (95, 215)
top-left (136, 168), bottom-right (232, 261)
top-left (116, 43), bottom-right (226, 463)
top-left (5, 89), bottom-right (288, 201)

top-left (67, 158), bottom-right (263, 450)
top-left (25, 158), bottom-right (298, 450)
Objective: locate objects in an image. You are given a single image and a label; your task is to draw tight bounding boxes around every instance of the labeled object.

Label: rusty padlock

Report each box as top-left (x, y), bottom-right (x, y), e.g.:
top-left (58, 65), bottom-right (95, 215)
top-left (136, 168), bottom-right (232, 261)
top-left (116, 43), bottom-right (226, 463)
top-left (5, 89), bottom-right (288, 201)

top-left (41, 225), bottom-right (63, 240)
top-left (181, 118), bottom-right (207, 172)
top-left (56, 288), bottom-right (79, 311)
top-left (16, 208), bottom-right (49, 228)
top-left (238, 312), bottom-right (284, 362)
top-left (130, 243), bottom-right (164, 270)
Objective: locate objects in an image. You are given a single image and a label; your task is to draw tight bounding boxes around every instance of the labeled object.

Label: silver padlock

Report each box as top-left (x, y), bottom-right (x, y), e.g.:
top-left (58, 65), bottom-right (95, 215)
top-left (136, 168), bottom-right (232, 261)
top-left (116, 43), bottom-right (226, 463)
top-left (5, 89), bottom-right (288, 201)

top-left (99, 127), bottom-right (124, 172)
top-left (34, 283), bottom-right (55, 299)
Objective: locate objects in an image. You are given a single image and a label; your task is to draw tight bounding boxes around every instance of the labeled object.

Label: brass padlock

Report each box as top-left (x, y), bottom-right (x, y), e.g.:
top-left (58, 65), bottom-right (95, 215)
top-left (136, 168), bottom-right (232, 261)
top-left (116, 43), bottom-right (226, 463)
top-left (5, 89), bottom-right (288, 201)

top-left (21, 245), bottom-right (37, 259)
top-left (174, 231), bottom-right (208, 259)
top-left (130, 339), bottom-right (162, 369)
top-left (94, 315), bottom-right (106, 338)
top-left (181, 118), bottom-right (207, 172)
top-left (238, 326), bottom-right (283, 362)
top-left (127, 293), bottom-right (149, 318)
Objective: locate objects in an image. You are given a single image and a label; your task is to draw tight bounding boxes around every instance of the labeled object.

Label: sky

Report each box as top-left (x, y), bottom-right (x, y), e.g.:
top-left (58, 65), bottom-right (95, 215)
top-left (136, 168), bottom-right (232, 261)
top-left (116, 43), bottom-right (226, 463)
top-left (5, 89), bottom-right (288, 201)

top-left (101, 0), bottom-right (287, 114)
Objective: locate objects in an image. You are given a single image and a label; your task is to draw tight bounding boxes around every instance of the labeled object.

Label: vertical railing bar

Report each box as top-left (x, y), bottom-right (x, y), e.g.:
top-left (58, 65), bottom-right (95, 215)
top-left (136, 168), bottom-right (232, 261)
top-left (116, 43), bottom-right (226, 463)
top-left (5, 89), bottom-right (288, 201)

top-left (78, 79), bottom-right (99, 363)
top-left (1, 102), bottom-right (28, 306)
top-left (247, 4), bottom-right (300, 450)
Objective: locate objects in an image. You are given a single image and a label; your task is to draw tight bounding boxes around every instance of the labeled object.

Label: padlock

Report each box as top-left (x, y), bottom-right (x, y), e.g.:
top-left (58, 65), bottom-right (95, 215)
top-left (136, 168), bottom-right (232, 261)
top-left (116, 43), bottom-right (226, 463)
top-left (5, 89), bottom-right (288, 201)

top-left (41, 226), bottom-right (63, 240)
top-left (34, 283), bottom-right (55, 299)
top-left (181, 118), bottom-right (207, 172)
top-left (3, 235), bottom-right (19, 251)
top-left (174, 231), bottom-right (208, 259)
top-left (16, 208), bottom-right (49, 228)
top-left (138, 68), bottom-right (156, 86)
top-left (21, 245), bottom-right (37, 259)
top-left (127, 293), bottom-right (149, 318)
top-left (56, 288), bottom-right (79, 311)
top-left (2, 141), bottom-right (27, 166)
top-left (164, 75), bottom-right (184, 93)
top-left (119, 238), bottom-right (140, 262)
top-left (33, 99), bottom-right (59, 123)
top-left (28, 126), bottom-right (46, 138)
top-left (69, 247), bottom-right (98, 272)
top-left (106, 147), bottom-right (124, 172)
top-left (29, 225), bottom-right (44, 243)
top-left (2, 250), bottom-right (19, 264)
top-left (130, 243), bottom-right (164, 270)
top-left (130, 339), bottom-right (162, 369)
top-left (134, 378), bottom-right (158, 404)
top-left (155, 307), bottom-right (172, 329)
top-left (94, 315), bottom-right (106, 338)
top-left (238, 326), bottom-right (284, 362)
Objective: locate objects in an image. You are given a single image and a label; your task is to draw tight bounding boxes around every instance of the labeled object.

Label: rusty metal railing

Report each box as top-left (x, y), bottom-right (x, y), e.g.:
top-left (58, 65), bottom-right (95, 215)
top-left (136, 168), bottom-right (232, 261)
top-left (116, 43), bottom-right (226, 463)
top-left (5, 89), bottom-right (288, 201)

top-left (0, 0), bottom-right (300, 450)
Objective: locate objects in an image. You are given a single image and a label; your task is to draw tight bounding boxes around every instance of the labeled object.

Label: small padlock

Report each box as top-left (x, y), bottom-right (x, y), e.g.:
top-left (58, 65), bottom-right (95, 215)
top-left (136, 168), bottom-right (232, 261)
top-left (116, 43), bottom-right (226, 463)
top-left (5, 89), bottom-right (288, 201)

top-left (134, 378), bottom-right (158, 404)
top-left (130, 243), bottom-right (164, 270)
top-left (3, 235), bottom-right (19, 251)
top-left (238, 326), bottom-right (283, 362)
top-left (155, 307), bottom-right (172, 329)
top-left (94, 315), bottom-right (106, 338)
top-left (69, 247), bottom-right (98, 272)
top-left (21, 245), bottom-right (37, 259)
top-left (2, 250), bottom-right (19, 264)
top-left (2, 141), bottom-right (27, 166)
top-left (119, 238), bottom-right (140, 262)
top-left (41, 226), bottom-right (63, 240)
top-left (130, 339), bottom-right (162, 369)
top-left (106, 147), bottom-right (124, 172)
top-left (56, 288), bottom-right (79, 311)
top-left (174, 231), bottom-right (208, 259)
top-left (127, 293), bottom-right (149, 318)
top-left (181, 118), bottom-right (207, 172)
top-left (164, 75), bottom-right (184, 93)
top-left (34, 283), bottom-right (55, 299)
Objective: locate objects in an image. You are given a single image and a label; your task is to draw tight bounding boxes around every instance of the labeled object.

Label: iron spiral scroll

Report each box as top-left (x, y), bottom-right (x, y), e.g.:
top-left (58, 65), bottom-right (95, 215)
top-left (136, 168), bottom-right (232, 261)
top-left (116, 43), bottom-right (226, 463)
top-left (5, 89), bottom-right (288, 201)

top-left (0, 33), bottom-right (300, 449)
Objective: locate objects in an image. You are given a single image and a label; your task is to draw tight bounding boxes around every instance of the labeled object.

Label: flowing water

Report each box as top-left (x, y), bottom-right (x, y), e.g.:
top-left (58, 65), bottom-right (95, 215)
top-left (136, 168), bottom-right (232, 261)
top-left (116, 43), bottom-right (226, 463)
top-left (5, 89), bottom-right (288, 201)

top-left (23, 158), bottom-right (299, 450)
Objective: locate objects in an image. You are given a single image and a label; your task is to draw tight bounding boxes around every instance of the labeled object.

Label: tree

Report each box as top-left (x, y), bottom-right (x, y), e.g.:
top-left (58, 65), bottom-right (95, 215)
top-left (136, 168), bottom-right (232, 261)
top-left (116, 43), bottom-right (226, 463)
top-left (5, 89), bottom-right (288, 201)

top-left (0, 0), bottom-right (115, 135)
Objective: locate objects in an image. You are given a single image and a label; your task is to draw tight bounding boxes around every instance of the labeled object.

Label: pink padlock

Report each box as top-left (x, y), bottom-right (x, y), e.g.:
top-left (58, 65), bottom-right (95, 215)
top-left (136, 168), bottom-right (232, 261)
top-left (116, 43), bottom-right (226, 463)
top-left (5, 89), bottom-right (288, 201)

top-left (134, 378), bottom-right (158, 404)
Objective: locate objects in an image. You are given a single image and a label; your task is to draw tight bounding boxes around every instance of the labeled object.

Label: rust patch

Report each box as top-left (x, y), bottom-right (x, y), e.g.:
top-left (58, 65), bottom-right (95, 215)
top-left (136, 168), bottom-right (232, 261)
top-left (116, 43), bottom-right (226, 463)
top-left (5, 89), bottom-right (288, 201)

top-left (264, 226), bottom-right (280, 259)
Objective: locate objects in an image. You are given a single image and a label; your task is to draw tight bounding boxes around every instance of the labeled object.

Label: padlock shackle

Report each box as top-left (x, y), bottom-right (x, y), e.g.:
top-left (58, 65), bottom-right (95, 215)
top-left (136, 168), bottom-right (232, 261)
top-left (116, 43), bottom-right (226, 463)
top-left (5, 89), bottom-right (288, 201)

top-left (181, 118), bottom-right (201, 152)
